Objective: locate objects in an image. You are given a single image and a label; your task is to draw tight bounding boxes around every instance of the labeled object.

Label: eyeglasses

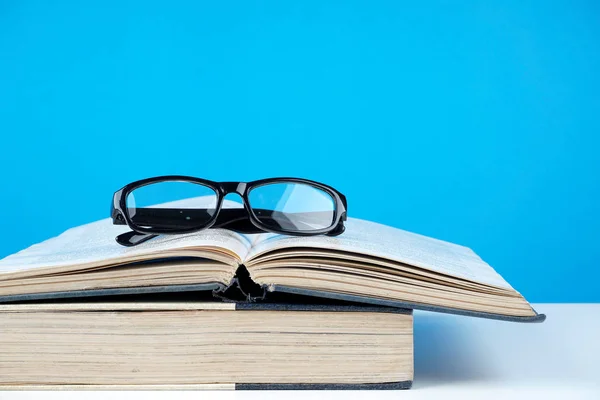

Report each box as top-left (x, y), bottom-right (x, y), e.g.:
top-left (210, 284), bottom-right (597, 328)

top-left (111, 176), bottom-right (347, 247)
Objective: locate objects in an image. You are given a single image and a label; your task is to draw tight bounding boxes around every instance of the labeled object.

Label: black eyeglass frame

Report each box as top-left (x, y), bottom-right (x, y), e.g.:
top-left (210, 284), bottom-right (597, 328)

top-left (111, 175), bottom-right (347, 239)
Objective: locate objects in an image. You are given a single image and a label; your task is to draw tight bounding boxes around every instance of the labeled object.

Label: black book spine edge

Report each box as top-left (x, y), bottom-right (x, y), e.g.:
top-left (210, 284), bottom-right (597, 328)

top-left (234, 302), bottom-right (413, 314)
top-left (0, 283), bottom-right (225, 303)
top-left (236, 381), bottom-right (412, 390)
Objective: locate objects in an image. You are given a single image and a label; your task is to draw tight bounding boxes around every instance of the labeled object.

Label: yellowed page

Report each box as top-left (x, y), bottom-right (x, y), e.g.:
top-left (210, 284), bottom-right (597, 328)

top-left (0, 198), bottom-right (250, 279)
top-left (246, 218), bottom-right (514, 290)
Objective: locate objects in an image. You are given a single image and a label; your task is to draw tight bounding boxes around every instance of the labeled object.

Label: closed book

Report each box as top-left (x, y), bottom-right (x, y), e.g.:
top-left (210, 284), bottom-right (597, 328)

top-left (0, 301), bottom-right (413, 390)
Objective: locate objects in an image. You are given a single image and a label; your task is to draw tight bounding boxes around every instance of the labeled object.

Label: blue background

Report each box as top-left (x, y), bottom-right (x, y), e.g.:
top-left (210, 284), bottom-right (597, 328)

top-left (1, 1), bottom-right (598, 302)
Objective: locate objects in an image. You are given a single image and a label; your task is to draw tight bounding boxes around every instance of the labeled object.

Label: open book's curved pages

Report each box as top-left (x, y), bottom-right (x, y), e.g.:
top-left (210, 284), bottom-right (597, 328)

top-left (0, 206), bottom-right (544, 322)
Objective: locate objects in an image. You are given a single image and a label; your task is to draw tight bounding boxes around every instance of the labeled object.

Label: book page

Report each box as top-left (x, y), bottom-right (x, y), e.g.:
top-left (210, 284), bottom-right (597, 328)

top-left (245, 218), bottom-right (515, 290)
top-left (0, 198), bottom-right (250, 277)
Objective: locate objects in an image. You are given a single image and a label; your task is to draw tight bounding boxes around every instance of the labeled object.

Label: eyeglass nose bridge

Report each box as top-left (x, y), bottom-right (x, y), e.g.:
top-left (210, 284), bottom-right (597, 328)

top-left (219, 182), bottom-right (248, 197)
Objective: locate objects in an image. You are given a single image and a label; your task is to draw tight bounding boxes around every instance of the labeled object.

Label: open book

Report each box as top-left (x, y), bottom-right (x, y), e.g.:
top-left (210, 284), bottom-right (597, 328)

top-left (0, 205), bottom-right (544, 322)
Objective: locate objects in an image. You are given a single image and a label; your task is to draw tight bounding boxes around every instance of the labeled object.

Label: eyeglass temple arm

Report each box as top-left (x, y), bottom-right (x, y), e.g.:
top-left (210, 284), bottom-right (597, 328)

top-left (113, 208), bottom-right (265, 230)
top-left (113, 208), bottom-right (343, 247)
top-left (113, 208), bottom-right (262, 247)
top-left (115, 231), bottom-right (159, 247)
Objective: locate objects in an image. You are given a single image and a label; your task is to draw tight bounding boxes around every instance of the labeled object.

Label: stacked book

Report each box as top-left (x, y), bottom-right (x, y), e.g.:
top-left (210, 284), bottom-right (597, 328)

top-left (0, 217), bottom-right (544, 390)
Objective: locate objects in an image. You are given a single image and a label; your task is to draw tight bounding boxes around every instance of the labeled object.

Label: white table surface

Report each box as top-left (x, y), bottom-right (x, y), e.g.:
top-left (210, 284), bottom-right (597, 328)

top-left (2, 303), bottom-right (599, 400)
